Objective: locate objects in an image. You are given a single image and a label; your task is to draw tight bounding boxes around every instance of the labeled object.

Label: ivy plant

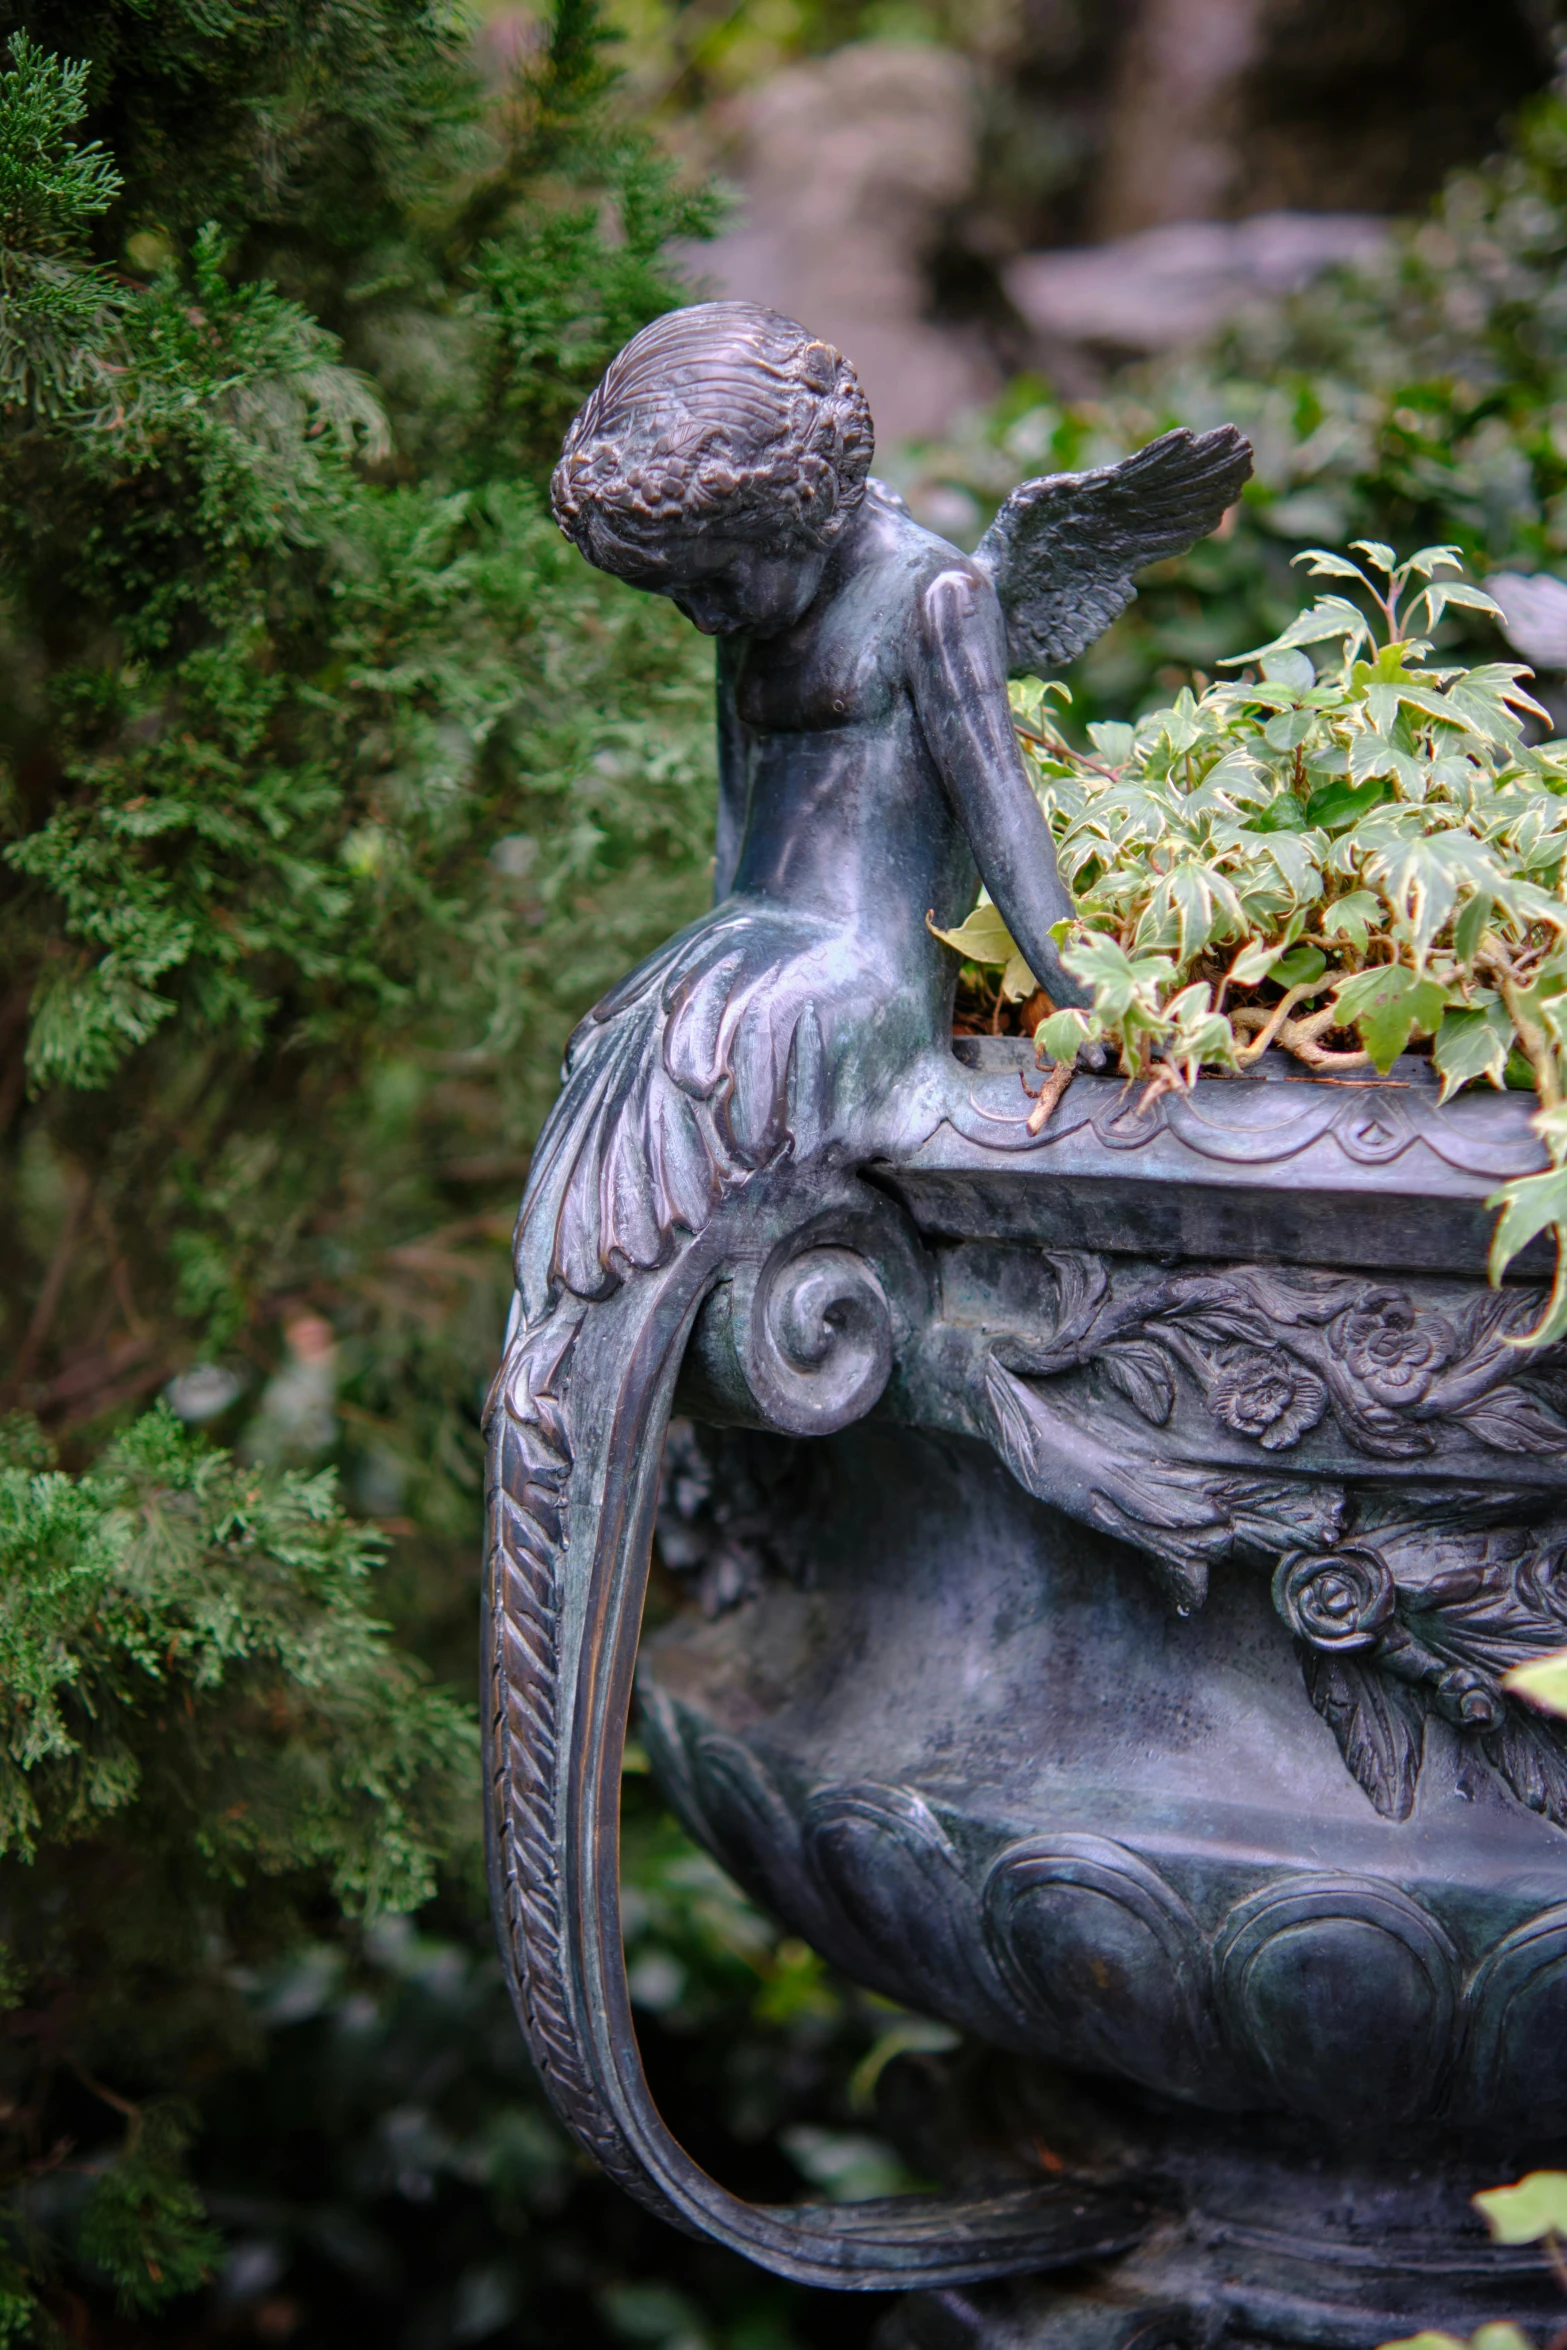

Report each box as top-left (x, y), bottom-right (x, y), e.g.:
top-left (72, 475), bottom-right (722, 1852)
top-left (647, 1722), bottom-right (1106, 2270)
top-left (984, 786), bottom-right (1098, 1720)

top-left (937, 543), bottom-right (1567, 1339)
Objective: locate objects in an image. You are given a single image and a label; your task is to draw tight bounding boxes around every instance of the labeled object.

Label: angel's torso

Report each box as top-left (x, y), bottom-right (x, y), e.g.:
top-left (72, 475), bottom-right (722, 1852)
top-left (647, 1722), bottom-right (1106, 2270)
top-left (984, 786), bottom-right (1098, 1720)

top-left (724, 494), bottom-right (988, 955)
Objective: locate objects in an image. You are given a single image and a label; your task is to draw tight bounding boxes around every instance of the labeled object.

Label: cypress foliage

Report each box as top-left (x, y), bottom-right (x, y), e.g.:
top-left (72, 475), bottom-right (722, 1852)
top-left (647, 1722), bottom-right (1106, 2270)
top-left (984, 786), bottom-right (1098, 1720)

top-left (0, 5), bottom-right (743, 2334)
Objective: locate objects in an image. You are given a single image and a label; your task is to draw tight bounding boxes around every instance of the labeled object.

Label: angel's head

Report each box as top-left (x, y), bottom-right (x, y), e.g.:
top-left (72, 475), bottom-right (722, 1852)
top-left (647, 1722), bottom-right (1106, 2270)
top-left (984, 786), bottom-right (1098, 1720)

top-left (550, 303), bottom-right (873, 636)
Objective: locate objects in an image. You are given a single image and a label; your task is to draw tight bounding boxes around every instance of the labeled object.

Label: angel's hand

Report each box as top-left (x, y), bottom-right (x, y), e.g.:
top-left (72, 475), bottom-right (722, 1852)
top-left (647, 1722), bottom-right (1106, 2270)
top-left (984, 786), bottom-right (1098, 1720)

top-left (975, 425), bottom-right (1253, 677)
top-left (913, 565), bottom-right (1091, 1009)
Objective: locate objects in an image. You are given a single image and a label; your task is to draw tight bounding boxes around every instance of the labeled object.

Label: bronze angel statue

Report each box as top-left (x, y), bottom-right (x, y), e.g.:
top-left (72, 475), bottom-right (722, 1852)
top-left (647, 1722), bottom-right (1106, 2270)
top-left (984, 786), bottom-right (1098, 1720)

top-left (517, 300), bottom-right (1251, 1316)
top-left (486, 304), bottom-right (1251, 2286)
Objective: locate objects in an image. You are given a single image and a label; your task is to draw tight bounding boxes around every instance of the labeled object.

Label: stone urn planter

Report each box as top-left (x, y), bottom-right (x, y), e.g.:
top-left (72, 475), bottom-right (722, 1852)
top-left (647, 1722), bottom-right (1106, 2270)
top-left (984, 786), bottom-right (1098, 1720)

top-left (484, 303), bottom-right (1567, 2347)
top-left (489, 1039), bottom-right (1567, 2348)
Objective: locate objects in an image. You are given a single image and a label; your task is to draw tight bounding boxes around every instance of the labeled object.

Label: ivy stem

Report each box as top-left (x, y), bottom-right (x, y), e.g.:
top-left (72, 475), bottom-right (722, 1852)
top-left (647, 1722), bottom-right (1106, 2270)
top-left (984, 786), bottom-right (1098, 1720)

top-left (1496, 969), bottom-right (1561, 1110)
top-left (1234, 983), bottom-right (1322, 1065)
top-left (1012, 720), bottom-right (1122, 782)
top-left (1023, 1058), bottom-right (1076, 1136)
top-left (1546, 2229), bottom-right (1567, 2300)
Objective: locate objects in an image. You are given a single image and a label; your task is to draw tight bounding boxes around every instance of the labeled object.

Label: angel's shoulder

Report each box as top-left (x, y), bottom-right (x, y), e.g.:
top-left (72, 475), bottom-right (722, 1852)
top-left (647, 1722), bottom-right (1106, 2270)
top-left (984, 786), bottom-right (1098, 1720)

top-left (852, 485), bottom-right (998, 621)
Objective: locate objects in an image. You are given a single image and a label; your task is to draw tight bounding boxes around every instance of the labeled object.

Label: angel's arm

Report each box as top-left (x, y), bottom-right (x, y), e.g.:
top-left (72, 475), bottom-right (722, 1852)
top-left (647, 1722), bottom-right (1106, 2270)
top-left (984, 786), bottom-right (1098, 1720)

top-left (713, 635), bottom-right (748, 904)
top-left (912, 566), bottom-right (1089, 1007)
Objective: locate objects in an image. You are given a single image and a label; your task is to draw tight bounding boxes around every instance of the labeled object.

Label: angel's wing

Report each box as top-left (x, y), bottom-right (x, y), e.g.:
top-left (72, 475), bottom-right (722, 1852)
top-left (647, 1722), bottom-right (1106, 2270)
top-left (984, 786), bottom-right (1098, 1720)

top-left (972, 425), bottom-right (1253, 676)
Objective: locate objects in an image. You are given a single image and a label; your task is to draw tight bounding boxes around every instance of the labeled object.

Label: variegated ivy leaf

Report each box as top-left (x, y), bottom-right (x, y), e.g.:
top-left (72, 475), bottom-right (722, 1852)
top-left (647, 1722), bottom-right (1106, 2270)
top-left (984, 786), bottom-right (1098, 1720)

top-left (1164, 982), bottom-right (1239, 1072)
top-left (1419, 579), bottom-right (1506, 628)
top-left (1262, 707), bottom-right (1314, 752)
top-left (1350, 730), bottom-right (1424, 794)
top-left (1007, 555), bottom-right (1567, 1339)
top-left (1220, 595), bottom-right (1374, 666)
top-left (1165, 863), bottom-right (1218, 961)
top-left (1086, 720), bottom-right (1134, 764)
top-left (928, 902), bottom-right (1038, 1000)
top-left (1365, 834), bottom-right (1507, 961)
top-left (1505, 1651), bottom-right (1567, 1718)
top-left (1228, 935), bottom-right (1288, 986)
top-left (1472, 2170), bottom-right (1567, 2243)
top-left (1317, 890), bottom-right (1380, 952)
top-left (1485, 1163), bottom-right (1567, 1312)
top-left (1035, 1005), bottom-right (1100, 1065)
top-left (928, 901), bottom-right (1017, 966)
top-left (1433, 1001), bottom-right (1514, 1100)
top-left (1330, 964), bottom-right (1451, 1072)
top-left (1158, 692), bottom-right (1204, 754)
top-left (999, 949), bottom-right (1037, 1001)
top-left (1292, 548), bottom-right (1372, 585)
top-left (1450, 664), bottom-right (1551, 734)
top-left (1059, 932), bottom-right (1175, 1017)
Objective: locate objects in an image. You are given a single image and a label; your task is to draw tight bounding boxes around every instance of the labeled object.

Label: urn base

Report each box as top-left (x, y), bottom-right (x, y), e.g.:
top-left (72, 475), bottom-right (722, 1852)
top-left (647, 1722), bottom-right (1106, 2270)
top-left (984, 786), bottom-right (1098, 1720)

top-left (870, 2090), bottom-right (1562, 2349)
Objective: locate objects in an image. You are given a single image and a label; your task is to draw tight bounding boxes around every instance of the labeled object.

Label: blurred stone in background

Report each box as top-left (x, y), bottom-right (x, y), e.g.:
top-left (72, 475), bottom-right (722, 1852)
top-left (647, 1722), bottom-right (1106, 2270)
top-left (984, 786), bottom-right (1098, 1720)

top-left (689, 40), bottom-right (990, 443)
top-left (651, 0), bottom-right (1557, 439)
top-left (1003, 211), bottom-right (1388, 368)
top-left (1490, 572), bottom-right (1567, 673)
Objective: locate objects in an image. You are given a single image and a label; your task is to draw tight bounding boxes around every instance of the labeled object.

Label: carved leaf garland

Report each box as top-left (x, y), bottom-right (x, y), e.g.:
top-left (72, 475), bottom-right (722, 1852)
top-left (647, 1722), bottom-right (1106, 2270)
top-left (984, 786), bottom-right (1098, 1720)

top-left (1098, 1340), bottom-right (1175, 1425)
top-left (1303, 1649), bottom-right (1425, 1821)
top-left (1483, 1709), bottom-right (1567, 1827)
top-left (1018, 1251), bottom-right (1567, 1463)
top-left (984, 1250), bottom-right (1567, 1833)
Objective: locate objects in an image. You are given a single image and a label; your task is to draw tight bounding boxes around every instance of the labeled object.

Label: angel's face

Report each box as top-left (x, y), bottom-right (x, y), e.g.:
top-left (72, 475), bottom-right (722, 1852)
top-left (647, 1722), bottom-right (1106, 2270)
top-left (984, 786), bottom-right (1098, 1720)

top-left (626, 534), bottom-right (830, 639)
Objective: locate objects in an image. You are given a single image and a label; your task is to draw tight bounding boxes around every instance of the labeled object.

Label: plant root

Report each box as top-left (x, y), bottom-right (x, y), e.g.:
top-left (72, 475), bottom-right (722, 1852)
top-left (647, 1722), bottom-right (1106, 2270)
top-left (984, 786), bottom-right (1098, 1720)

top-left (1024, 1059), bottom-right (1076, 1135)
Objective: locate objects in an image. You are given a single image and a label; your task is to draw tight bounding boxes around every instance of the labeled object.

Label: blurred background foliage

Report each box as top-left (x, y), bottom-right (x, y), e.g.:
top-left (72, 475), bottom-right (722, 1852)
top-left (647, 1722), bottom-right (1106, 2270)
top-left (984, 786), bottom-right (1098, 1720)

top-left (4, 0), bottom-right (1567, 2342)
top-left (898, 82), bottom-right (1567, 728)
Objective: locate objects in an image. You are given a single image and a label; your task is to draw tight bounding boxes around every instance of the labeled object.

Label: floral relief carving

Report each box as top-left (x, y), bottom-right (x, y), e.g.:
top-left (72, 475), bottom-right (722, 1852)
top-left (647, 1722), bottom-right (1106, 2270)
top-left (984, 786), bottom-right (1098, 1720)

top-left (1206, 1346), bottom-right (1327, 1450)
top-left (1330, 1289), bottom-right (1454, 1409)
top-left (995, 1251), bottom-right (1567, 1463)
top-left (1273, 1549), bottom-right (1396, 1652)
top-left (983, 1251), bottom-right (1567, 1831)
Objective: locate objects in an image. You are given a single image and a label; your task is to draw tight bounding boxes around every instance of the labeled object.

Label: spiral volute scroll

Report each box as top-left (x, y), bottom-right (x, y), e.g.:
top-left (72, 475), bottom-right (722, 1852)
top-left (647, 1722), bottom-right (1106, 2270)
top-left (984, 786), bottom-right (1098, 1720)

top-left (739, 1240), bottom-right (896, 1436)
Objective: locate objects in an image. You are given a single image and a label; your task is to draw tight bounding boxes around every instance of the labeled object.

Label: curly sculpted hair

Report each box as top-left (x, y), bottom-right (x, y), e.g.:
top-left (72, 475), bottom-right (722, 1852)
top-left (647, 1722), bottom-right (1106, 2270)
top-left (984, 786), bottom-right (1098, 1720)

top-left (550, 303), bottom-right (873, 573)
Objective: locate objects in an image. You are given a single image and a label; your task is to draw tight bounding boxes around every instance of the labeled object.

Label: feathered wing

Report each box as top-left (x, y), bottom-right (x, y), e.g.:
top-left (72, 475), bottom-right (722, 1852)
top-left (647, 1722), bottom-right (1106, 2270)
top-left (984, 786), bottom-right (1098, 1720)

top-left (972, 425), bottom-right (1253, 676)
top-left (512, 904), bottom-right (835, 1320)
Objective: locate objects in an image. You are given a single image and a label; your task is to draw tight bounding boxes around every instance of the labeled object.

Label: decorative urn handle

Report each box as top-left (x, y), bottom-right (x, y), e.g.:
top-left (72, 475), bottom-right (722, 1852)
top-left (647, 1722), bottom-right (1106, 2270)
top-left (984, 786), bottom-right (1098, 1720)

top-left (484, 1176), bottom-right (1146, 2283)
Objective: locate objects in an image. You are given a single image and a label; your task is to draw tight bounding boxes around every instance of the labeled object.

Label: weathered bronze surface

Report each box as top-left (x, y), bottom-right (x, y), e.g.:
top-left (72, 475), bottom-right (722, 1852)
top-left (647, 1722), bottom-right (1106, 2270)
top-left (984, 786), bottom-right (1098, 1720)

top-left (485, 303), bottom-right (1567, 2342)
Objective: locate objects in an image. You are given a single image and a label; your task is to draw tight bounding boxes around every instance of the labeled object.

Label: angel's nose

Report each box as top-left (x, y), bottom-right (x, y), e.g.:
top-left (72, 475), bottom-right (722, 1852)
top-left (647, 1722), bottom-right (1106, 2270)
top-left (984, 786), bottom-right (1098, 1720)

top-left (675, 592), bottom-right (729, 633)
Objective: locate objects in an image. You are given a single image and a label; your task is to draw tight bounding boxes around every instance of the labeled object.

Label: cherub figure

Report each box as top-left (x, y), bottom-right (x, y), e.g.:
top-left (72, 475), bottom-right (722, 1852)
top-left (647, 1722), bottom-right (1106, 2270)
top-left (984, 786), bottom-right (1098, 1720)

top-left (520, 301), bottom-right (1249, 1313)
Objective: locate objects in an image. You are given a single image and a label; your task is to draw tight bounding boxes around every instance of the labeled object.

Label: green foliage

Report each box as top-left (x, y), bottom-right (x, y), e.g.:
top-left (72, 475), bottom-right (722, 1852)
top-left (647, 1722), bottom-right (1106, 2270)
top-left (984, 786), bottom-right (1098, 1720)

top-left (0, 8), bottom-right (911, 2344)
top-left (0, 30), bottom-right (121, 423)
top-left (1473, 2169), bottom-right (1567, 2243)
top-left (169, 1788), bottom-right (914, 2346)
top-left (77, 2103), bottom-right (224, 2314)
top-left (1505, 1646), bottom-right (1567, 1711)
top-left (905, 83), bottom-right (1567, 723)
top-left (951, 547), bottom-right (1567, 1334)
top-left (0, 32), bottom-right (117, 253)
top-left (0, 1), bottom-right (718, 1441)
top-left (0, 2), bottom-right (738, 2336)
top-left (0, 1405), bottom-right (470, 2331)
top-left (0, 1404), bottom-right (471, 1898)
top-left (466, 7), bottom-right (724, 470)
top-left (13, 3), bottom-right (1561, 2338)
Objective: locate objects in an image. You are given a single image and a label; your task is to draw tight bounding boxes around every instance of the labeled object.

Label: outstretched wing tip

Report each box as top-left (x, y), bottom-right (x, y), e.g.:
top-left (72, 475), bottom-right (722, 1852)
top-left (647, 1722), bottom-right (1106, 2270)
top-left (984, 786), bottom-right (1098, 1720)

top-left (977, 419), bottom-right (1254, 675)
